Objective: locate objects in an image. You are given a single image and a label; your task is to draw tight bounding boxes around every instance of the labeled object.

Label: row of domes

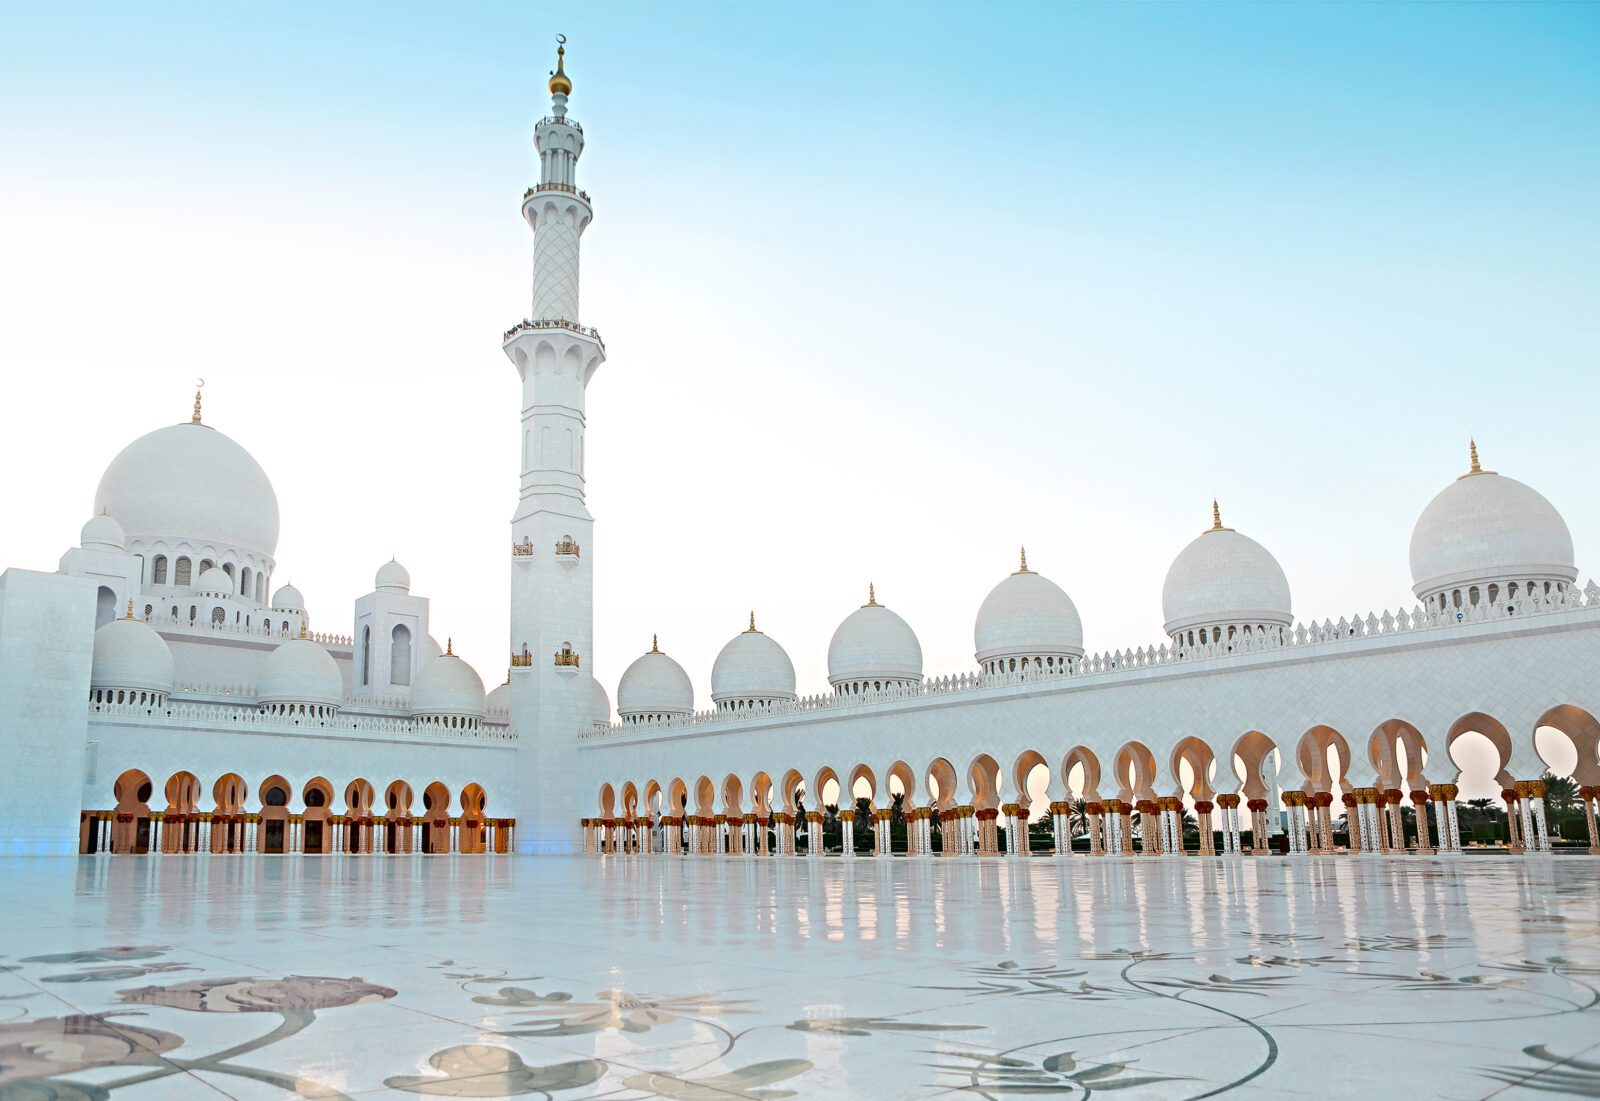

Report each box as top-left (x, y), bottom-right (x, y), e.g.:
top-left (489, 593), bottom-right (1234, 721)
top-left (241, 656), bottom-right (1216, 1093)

top-left (615, 447), bottom-right (1578, 721)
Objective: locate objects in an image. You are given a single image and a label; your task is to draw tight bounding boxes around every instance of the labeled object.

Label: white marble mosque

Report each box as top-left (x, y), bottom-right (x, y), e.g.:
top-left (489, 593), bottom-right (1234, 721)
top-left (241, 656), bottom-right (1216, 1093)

top-left (4, 39), bottom-right (1600, 1101)
top-left (1, 45), bottom-right (1595, 867)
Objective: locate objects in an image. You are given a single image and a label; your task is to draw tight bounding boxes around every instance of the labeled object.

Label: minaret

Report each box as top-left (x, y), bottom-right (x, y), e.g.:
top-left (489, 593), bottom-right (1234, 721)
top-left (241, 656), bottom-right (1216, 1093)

top-left (505, 37), bottom-right (605, 854)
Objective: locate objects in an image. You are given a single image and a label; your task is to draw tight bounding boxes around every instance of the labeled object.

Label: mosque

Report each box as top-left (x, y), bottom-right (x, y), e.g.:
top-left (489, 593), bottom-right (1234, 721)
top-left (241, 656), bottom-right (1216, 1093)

top-left (1, 47), bottom-right (1598, 860)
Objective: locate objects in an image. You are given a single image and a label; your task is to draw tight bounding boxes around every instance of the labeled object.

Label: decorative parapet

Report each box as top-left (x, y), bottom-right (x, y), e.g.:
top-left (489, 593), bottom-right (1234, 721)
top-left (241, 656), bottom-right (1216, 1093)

top-left (510, 646), bottom-right (534, 668)
top-left (536, 115), bottom-right (583, 133)
top-left (512, 538), bottom-right (535, 557)
top-left (579, 579), bottom-right (1600, 741)
top-left (523, 183), bottom-right (591, 203)
top-left (146, 615), bottom-right (352, 648)
top-left (555, 538), bottom-right (581, 557)
top-left (502, 318), bottom-right (604, 350)
top-left (554, 645), bottom-right (581, 668)
top-left (88, 696), bottom-right (517, 743)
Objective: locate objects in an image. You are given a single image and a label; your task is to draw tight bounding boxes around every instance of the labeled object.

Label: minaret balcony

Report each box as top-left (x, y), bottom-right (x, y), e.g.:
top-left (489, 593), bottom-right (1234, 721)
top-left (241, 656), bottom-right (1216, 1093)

top-left (512, 538), bottom-right (534, 559)
top-left (553, 645), bottom-right (581, 675)
top-left (502, 318), bottom-right (604, 352)
top-left (555, 538), bottom-right (581, 561)
top-left (536, 115), bottom-right (583, 133)
top-left (524, 183), bottom-right (591, 203)
top-left (510, 645), bottom-right (534, 669)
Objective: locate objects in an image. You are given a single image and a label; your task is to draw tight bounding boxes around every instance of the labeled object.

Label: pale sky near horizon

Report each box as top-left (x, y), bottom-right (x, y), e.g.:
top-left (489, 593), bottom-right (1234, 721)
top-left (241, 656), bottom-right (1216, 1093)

top-left (2, 2), bottom-right (1596, 800)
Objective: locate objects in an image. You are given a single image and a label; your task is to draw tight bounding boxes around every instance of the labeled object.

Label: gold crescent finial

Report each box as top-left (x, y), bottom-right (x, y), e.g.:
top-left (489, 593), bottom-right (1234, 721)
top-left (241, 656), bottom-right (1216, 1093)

top-left (650, 633), bottom-right (659, 653)
top-left (123, 598), bottom-right (135, 620)
top-left (191, 379), bottom-right (205, 424)
top-left (549, 34), bottom-right (572, 96)
top-left (298, 619), bottom-right (308, 640)
top-left (1019, 546), bottom-right (1029, 573)
top-left (747, 610), bottom-right (757, 633)
top-left (864, 583), bottom-right (877, 607)
top-left (1469, 438), bottom-right (1481, 474)
top-left (446, 636), bottom-right (454, 656)
top-left (1211, 499), bottom-right (1224, 531)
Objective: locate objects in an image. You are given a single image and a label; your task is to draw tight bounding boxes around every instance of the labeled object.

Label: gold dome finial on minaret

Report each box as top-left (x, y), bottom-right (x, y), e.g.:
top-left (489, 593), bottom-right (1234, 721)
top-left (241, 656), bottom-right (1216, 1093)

top-left (650, 633), bottom-right (659, 653)
top-left (746, 611), bottom-right (758, 633)
top-left (190, 377), bottom-right (205, 424)
top-left (548, 34), bottom-right (572, 97)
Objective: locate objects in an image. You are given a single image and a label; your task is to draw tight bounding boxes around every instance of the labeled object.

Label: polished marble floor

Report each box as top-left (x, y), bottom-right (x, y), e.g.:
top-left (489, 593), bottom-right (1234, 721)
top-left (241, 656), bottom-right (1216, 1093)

top-left (2, 854), bottom-right (1598, 1100)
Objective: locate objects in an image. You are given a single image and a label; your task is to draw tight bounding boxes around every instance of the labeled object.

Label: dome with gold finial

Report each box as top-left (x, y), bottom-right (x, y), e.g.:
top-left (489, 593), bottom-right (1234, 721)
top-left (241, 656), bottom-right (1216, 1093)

top-left (411, 639), bottom-right (488, 724)
top-left (974, 548), bottom-right (1085, 675)
top-left (91, 602), bottom-right (175, 701)
top-left (1408, 440), bottom-right (1575, 610)
top-left (1162, 502), bottom-right (1292, 648)
top-left (548, 37), bottom-right (572, 97)
top-left (617, 635), bottom-right (694, 724)
top-left (711, 612), bottom-right (797, 711)
top-left (827, 584), bottom-right (923, 695)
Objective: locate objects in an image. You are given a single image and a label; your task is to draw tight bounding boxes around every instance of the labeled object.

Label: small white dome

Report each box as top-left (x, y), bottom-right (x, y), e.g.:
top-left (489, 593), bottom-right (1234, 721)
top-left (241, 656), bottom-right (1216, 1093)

top-left (974, 553), bottom-right (1085, 667)
top-left (1409, 450), bottom-right (1576, 601)
top-left (196, 566), bottom-right (233, 594)
top-left (617, 640), bottom-right (694, 719)
top-left (271, 583), bottom-right (304, 611)
top-left (94, 418), bottom-right (280, 559)
top-left (827, 588), bottom-right (923, 689)
top-left (1162, 508), bottom-right (1292, 638)
top-left (91, 615), bottom-right (174, 695)
top-left (591, 676), bottom-right (612, 725)
top-left (375, 558), bottom-right (411, 593)
top-left (256, 637), bottom-right (344, 709)
top-left (80, 512), bottom-right (125, 551)
top-left (711, 617), bottom-right (797, 706)
top-left (411, 651), bottom-right (487, 718)
top-left (486, 680), bottom-right (509, 715)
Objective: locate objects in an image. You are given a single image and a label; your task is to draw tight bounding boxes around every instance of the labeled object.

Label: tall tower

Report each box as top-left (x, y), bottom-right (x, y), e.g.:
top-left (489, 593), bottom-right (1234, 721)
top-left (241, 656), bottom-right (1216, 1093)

top-left (505, 38), bottom-right (604, 853)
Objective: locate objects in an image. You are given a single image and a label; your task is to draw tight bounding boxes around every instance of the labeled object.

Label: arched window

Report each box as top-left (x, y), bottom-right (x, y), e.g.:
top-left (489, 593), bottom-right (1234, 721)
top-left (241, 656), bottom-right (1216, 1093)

top-left (255, 575), bottom-right (265, 603)
top-left (222, 562), bottom-right (234, 581)
top-left (390, 625), bottom-right (412, 686)
top-left (360, 625), bottom-right (371, 687)
top-left (212, 607), bottom-right (225, 626)
top-left (241, 566), bottom-right (253, 598)
top-left (153, 555), bottom-right (168, 585)
top-left (143, 604), bottom-right (153, 621)
top-left (95, 586), bottom-right (116, 628)
top-left (174, 557), bottom-right (192, 586)
top-left (263, 619), bottom-right (272, 634)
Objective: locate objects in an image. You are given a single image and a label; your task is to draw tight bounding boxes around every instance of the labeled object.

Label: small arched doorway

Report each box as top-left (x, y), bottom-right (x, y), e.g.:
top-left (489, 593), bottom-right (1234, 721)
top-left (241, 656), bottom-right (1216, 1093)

top-left (422, 782), bottom-right (452, 854)
top-left (111, 769), bottom-right (153, 854)
top-left (259, 775), bottom-right (292, 854)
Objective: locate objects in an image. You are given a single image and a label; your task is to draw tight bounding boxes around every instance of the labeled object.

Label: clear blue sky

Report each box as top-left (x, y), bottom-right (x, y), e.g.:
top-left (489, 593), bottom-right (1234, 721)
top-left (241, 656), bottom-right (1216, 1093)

top-left (2, 2), bottom-right (1596, 791)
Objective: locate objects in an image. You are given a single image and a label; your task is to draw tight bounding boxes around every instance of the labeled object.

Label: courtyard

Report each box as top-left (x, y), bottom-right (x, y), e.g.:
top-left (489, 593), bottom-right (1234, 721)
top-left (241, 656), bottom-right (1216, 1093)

top-left (1, 855), bottom-right (1598, 1099)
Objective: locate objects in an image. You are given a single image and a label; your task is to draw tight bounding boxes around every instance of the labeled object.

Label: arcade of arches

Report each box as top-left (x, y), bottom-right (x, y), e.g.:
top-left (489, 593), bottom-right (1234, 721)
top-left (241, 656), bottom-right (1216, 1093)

top-left (585, 710), bottom-right (1600, 859)
top-left (84, 771), bottom-right (512, 856)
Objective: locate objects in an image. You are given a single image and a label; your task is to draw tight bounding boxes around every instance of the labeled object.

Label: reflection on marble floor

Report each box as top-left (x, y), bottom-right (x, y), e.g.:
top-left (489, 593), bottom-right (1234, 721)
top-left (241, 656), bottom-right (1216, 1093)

top-left (1, 856), bottom-right (1598, 1100)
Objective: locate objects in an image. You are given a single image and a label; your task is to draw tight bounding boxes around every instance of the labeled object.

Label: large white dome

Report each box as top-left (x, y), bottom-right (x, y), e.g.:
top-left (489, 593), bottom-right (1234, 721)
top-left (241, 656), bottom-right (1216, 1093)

top-left (94, 417), bottom-right (279, 560)
top-left (617, 639), bottom-right (694, 720)
top-left (827, 587), bottom-right (923, 690)
top-left (256, 637), bottom-right (344, 710)
top-left (1409, 448), bottom-right (1576, 602)
top-left (974, 552), bottom-right (1085, 671)
top-left (411, 650), bottom-right (487, 718)
top-left (1162, 507), bottom-right (1292, 640)
top-left (711, 617), bottom-right (797, 707)
top-left (91, 615), bottom-right (174, 696)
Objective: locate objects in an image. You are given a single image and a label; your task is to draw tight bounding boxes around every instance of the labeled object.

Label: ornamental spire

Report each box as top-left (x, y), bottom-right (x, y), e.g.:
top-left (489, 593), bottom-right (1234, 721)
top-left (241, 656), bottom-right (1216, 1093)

top-left (548, 34), bottom-right (572, 112)
top-left (1018, 546), bottom-right (1030, 573)
top-left (650, 633), bottom-right (659, 653)
top-left (1469, 438), bottom-right (1481, 474)
top-left (190, 378), bottom-right (205, 424)
top-left (122, 598), bottom-right (135, 620)
top-left (446, 636), bottom-right (454, 655)
top-left (864, 583), bottom-right (878, 607)
top-left (747, 611), bottom-right (758, 633)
